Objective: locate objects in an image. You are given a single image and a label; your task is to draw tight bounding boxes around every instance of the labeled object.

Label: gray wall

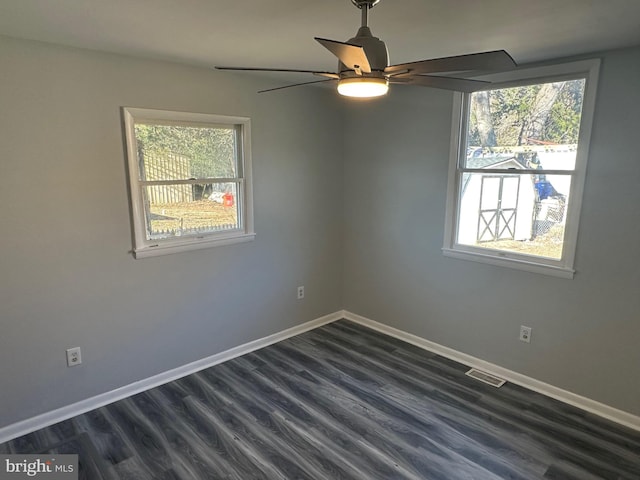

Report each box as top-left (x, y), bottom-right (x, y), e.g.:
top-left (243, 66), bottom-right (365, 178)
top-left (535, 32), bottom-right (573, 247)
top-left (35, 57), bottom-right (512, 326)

top-left (1, 33), bottom-right (638, 430)
top-left (343, 46), bottom-right (640, 416)
top-left (0, 36), bottom-right (344, 427)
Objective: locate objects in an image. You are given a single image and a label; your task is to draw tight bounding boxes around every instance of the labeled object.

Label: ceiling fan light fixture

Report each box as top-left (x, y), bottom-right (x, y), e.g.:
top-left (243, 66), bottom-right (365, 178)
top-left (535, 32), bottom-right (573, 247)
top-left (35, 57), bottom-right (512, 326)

top-left (216, 0), bottom-right (517, 96)
top-left (337, 76), bottom-right (389, 98)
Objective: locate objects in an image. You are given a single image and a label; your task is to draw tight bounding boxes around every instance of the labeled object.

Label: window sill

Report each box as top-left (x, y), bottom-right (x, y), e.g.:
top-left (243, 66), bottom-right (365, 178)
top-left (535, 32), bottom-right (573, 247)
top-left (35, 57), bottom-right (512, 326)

top-left (442, 247), bottom-right (575, 279)
top-left (133, 232), bottom-right (255, 259)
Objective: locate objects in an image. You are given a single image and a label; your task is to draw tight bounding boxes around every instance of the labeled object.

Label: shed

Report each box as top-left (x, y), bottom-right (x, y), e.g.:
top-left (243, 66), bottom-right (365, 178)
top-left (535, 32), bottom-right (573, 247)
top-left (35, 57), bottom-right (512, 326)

top-left (457, 155), bottom-right (537, 245)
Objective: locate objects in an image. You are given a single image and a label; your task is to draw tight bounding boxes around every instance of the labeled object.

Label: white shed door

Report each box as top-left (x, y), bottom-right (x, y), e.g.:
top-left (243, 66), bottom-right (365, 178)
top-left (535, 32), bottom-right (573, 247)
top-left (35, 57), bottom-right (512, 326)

top-left (478, 175), bottom-right (520, 242)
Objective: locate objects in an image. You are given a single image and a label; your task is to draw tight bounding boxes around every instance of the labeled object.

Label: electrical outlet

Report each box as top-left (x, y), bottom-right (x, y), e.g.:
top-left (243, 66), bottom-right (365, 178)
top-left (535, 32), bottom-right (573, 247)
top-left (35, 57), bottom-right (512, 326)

top-left (66, 347), bottom-right (82, 367)
top-left (519, 326), bottom-right (532, 343)
top-left (297, 286), bottom-right (305, 299)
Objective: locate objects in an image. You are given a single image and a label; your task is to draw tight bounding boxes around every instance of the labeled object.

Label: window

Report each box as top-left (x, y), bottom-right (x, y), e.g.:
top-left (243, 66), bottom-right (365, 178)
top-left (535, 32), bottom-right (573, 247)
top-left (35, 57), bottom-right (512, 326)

top-left (123, 108), bottom-right (254, 258)
top-left (443, 60), bottom-right (600, 278)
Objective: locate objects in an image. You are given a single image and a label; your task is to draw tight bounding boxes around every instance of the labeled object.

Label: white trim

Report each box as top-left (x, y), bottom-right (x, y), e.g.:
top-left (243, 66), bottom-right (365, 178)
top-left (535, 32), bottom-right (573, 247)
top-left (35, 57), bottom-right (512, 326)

top-left (443, 59), bottom-right (601, 277)
top-left (442, 247), bottom-right (575, 279)
top-left (473, 59), bottom-right (601, 86)
top-left (122, 107), bottom-right (255, 258)
top-left (134, 232), bottom-right (256, 258)
top-left (0, 311), bottom-right (342, 444)
top-left (342, 310), bottom-right (640, 432)
top-left (442, 92), bottom-right (464, 250)
top-left (558, 59), bottom-right (600, 271)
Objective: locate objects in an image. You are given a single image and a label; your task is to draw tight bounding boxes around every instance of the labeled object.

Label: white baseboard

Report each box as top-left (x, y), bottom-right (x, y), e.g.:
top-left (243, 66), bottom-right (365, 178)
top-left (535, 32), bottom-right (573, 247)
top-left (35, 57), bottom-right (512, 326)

top-left (0, 311), bottom-right (342, 444)
top-left (3, 309), bottom-right (638, 444)
top-left (342, 310), bottom-right (640, 433)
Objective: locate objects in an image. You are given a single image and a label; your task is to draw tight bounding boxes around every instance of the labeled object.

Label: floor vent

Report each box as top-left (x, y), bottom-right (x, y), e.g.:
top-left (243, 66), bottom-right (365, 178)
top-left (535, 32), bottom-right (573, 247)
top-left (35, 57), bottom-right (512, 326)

top-left (465, 368), bottom-right (506, 387)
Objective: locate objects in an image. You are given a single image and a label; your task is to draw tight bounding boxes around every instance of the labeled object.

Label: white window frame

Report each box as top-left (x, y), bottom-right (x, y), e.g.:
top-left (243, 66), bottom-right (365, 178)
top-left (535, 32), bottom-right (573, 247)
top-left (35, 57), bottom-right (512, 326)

top-left (443, 59), bottom-right (600, 278)
top-left (123, 107), bottom-right (255, 258)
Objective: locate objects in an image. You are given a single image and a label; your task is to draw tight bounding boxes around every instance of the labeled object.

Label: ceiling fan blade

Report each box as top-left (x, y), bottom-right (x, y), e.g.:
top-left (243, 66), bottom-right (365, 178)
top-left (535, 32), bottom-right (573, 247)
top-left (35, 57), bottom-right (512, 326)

top-left (315, 37), bottom-right (371, 74)
top-left (216, 66), bottom-right (338, 76)
top-left (314, 72), bottom-right (340, 79)
top-left (258, 78), bottom-right (336, 93)
top-left (391, 75), bottom-right (489, 93)
top-left (385, 50), bottom-right (516, 76)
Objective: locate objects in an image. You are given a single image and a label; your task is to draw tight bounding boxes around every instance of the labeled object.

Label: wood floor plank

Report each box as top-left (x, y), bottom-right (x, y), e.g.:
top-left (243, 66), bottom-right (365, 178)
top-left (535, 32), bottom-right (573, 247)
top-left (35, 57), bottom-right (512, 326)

top-left (2, 319), bottom-right (639, 479)
top-left (266, 337), bottom-right (540, 479)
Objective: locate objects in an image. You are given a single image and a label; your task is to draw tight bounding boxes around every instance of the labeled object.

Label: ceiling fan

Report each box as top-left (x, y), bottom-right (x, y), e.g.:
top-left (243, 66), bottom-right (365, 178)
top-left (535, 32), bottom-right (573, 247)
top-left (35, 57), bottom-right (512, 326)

top-left (216, 0), bottom-right (517, 98)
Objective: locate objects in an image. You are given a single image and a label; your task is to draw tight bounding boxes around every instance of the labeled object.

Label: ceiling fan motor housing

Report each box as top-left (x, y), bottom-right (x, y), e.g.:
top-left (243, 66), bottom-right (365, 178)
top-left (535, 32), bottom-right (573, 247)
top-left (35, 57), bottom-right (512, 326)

top-left (341, 26), bottom-right (389, 77)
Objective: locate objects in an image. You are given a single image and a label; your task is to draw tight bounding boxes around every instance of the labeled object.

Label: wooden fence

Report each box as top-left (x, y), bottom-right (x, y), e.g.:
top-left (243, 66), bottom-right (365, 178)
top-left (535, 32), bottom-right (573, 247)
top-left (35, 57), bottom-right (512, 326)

top-left (141, 151), bottom-right (193, 204)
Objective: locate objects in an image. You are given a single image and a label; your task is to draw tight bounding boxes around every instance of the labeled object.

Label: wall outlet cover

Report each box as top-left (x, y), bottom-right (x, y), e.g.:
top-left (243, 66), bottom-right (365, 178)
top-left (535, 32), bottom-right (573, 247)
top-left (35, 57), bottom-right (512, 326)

top-left (66, 347), bottom-right (82, 367)
top-left (519, 326), bottom-right (532, 343)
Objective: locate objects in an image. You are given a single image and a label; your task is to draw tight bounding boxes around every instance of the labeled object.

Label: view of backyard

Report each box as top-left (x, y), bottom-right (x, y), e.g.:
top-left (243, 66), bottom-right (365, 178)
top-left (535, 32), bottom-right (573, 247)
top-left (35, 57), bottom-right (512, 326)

top-left (456, 78), bottom-right (585, 261)
top-left (132, 121), bottom-right (243, 241)
top-left (472, 224), bottom-right (565, 259)
top-left (148, 200), bottom-right (238, 239)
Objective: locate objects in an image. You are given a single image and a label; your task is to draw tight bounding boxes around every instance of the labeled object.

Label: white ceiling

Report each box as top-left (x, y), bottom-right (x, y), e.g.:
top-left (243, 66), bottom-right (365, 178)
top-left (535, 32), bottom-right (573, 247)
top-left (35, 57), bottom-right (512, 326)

top-left (1, 0), bottom-right (639, 77)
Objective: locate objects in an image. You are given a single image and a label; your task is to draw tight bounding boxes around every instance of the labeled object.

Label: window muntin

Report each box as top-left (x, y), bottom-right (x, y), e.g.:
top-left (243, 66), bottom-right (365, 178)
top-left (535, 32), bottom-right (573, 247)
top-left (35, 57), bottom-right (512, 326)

top-left (123, 108), bottom-right (254, 258)
top-left (443, 60), bottom-right (600, 278)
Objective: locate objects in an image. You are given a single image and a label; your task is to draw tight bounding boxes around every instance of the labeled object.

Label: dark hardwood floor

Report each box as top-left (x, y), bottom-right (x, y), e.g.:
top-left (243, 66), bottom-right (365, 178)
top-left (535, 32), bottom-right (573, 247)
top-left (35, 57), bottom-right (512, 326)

top-left (2, 320), bottom-right (639, 479)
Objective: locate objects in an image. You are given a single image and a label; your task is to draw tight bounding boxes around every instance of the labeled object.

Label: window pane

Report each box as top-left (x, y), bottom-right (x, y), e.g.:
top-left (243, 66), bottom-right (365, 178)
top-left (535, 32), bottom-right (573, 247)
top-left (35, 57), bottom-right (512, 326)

top-left (134, 124), bottom-right (238, 180)
top-left (457, 173), bottom-right (572, 260)
top-left (143, 183), bottom-right (240, 240)
top-left (464, 79), bottom-right (586, 171)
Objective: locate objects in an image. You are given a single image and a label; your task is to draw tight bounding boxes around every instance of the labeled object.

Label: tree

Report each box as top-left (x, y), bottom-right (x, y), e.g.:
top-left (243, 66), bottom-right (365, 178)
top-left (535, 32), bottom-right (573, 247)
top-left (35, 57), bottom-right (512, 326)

top-left (134, 124), bottom-right (237, 178)
top-left (468, 79), bottom-right (585, 148)
top-left (517, 82), bottom-right (565, 144)
top-left (470, 91), bottom-right (497, 147)
top-left (545, 80), bottom-right (585, 143)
